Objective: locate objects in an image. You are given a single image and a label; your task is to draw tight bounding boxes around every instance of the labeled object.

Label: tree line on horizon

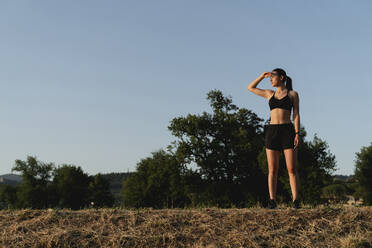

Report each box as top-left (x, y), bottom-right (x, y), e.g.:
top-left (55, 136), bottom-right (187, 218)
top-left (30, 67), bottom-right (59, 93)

top-left (1, 90), bottom-right (371, 209)
top-left (0, 157), bottom-right (115, 210)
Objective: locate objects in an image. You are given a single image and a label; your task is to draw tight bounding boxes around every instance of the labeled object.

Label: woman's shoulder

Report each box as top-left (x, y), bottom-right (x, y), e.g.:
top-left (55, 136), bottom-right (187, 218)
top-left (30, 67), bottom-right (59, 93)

top-left (288, 90), bottom-right (299, 104)
top-left (288, 90), bottom-right (298, 96)
top-left (288, 90), bottom-right (298, 97)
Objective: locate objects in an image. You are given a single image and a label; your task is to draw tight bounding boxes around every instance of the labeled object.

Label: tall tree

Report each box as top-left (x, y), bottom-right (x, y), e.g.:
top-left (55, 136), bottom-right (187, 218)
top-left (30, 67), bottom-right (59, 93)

top-left (121, 149), bottom-right (188, 209)
top-left (167, 90), bottom-right (267, 207)
top-left (354, 142), bottom-right (372, 205)
top-left (0, 184), bottom-right (18, 209)
top-left (52, 165), bottom-right (91, 210)
top-left (88, 173), bottom-right (115, 208)
top-left (11, 156), bottom-right (55, 209)
top-left (299, 134), bottom-right (337, 205)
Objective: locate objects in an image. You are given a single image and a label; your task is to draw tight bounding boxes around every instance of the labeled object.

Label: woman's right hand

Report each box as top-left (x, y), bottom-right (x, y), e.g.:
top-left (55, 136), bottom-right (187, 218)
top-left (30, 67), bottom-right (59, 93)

top-left (260, 72), bottom-right (271, 78)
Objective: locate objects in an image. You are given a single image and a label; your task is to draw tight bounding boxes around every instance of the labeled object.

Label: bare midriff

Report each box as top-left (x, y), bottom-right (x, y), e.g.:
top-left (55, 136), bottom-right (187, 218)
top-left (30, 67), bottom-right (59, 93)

top-left (269, 109), bottom-right (292, 124)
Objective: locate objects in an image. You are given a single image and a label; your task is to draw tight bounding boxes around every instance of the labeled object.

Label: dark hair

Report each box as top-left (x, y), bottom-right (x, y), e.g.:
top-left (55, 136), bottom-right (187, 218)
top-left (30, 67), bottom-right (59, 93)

top-left (272, 68), bottom-right (293, 91)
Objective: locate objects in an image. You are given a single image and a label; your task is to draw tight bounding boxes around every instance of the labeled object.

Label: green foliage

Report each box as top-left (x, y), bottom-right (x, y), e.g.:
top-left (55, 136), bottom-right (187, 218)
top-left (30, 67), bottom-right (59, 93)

top-left (88, 173), bottom-right (115, 208)
top-left (321, 184), bottom-right (348, 203)
top-left (121, 173), bottom-right (145, 208)
top-left (100, 172), bottom-right (133, 206)
top-left (296, 134), bottom-right (337, 205)
top-left (166, 90), bottom-right (268, 207)
top-left (11, 156), bottom-right (55, 209)
top-left (0, 184), bottom-right (18, 209)
top-left (354, 142), bottom-right (372, 205)
top-left (52, 164), bottom-right (91, 210)
top-left (3, 156), bottom-right (130, 209)
top-left (121, 149), bottom-right (188, 209)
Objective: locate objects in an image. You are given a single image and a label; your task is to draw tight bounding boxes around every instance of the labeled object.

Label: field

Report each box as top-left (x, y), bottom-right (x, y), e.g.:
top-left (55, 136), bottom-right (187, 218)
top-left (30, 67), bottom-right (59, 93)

top-left (0, 204), bottom-right (371, 248)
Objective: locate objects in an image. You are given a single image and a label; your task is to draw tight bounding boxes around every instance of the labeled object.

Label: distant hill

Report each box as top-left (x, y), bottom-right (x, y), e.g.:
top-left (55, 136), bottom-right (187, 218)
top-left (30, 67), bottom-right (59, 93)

top-left (0, 174), bottom-right (22, 182)
top-left (0, 174), bottom-right (22, 186)
top-left (333, 174), bottom-right (354, 182)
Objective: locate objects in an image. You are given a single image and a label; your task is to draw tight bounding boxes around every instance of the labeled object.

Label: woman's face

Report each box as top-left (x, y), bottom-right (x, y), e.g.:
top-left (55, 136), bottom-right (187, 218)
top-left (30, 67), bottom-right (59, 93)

top-left (270, 71), bottom-right (284, 87)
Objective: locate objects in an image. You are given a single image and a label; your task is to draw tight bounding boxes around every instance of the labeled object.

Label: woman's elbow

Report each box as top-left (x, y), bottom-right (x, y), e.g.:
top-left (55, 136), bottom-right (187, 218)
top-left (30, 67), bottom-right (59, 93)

top-left (247, 86), bottom-right (258, 93)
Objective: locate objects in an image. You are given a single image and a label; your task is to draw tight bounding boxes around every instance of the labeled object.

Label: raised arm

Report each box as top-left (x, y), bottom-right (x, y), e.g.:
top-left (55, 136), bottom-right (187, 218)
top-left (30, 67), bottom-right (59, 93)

top-left (247, 72), bottom-right (273, 99)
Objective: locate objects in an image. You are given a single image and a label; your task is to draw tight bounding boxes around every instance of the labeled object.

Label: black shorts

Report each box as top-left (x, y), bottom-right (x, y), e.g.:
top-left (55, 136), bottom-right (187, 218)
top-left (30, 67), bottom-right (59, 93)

top-left (264, 123), bottom-right (295, 151)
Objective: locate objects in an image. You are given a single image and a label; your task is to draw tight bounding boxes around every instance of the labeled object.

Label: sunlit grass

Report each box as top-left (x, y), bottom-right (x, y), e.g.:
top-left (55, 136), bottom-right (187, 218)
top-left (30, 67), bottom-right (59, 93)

top-left (0, 204), bottom-right (371, 248)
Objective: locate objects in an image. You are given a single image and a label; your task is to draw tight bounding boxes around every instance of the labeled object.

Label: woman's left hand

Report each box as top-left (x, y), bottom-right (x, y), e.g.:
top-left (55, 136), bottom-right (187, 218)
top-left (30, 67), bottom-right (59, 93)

top-left (294, 135), bottom-right (300, 150)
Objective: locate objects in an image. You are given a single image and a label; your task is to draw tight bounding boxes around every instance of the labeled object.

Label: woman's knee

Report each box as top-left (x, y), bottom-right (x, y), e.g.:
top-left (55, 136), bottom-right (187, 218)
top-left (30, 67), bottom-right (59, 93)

top-left (288, 168), bottom-right (297, 175)
top-left (268, 169), bottom-right (279, 176)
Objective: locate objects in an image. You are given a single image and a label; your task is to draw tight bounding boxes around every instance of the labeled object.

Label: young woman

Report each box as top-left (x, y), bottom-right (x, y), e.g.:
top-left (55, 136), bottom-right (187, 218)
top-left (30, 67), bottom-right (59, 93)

top-left (247, 68), bottom-right (301, 209)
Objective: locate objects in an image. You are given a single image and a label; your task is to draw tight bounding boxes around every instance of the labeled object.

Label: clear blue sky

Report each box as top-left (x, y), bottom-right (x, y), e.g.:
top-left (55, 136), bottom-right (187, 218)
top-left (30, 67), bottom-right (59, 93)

top-left (1, 1), bottom-right (371, 176)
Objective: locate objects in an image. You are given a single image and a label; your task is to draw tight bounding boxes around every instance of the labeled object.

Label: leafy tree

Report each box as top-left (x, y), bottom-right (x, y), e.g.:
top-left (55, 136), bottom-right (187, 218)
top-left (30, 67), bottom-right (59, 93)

top-left (52, 165), bottom-right (91, 210)
top-left (321, 184), bottom-right (348, 203)
top-left (121, 173), bottom-right (145, 208)
top-left (295, 133), bottom-right (337, 205)
top-left (100, 172), bottom-right (133, 206)
top-left (0, 184), bottom-right (18, 209)
top-left (354, 142), bottom-right (372, 205)
top-left (121, 149), bottom-right (188, 209)
top-left (11, 156), bottom-right (55, 209)
top-left (88, 173), bottom-right (115, 208)
top-left (166, 90), bottom-right (267, 208)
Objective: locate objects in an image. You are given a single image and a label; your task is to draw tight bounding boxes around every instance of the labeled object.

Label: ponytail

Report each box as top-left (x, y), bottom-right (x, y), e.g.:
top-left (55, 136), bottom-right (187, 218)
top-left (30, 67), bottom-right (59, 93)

top-left (285, 76), bottom-right (293, 91)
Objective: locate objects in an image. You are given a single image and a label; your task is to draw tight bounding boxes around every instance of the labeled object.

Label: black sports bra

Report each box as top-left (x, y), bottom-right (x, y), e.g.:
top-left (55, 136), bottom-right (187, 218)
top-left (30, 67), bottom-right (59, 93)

top-left (269, 90), bottom-right (293, 111)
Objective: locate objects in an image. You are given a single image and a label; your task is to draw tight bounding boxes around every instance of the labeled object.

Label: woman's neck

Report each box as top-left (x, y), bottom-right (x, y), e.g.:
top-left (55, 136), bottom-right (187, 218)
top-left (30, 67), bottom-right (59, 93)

top-left (276, 85), bottom-right (287, 93)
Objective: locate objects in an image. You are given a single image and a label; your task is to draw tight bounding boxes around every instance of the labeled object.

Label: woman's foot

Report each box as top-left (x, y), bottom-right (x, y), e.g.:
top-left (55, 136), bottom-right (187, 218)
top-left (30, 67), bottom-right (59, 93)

top-left (291, 199), bottom-right (301, 209)
top-left (266, 199), bottom-right (277, 209)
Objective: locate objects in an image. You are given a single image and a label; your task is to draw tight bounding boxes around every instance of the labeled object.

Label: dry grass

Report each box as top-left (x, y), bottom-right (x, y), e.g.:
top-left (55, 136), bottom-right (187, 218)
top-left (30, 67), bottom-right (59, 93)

top-left (0, 204), bottom-right (371, 248)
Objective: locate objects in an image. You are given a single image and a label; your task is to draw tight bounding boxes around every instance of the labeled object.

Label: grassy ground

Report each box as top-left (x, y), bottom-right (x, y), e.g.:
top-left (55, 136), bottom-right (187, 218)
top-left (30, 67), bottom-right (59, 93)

top-left (0, 204), bottom-right (371, 248)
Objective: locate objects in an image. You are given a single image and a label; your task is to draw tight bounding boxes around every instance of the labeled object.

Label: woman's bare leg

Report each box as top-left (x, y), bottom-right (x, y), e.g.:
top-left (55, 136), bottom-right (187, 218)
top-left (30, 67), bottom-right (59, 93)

top-left (283, 148), bottom-right (299, 201)
top-left (266, 148), bottom-right (280, 200)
